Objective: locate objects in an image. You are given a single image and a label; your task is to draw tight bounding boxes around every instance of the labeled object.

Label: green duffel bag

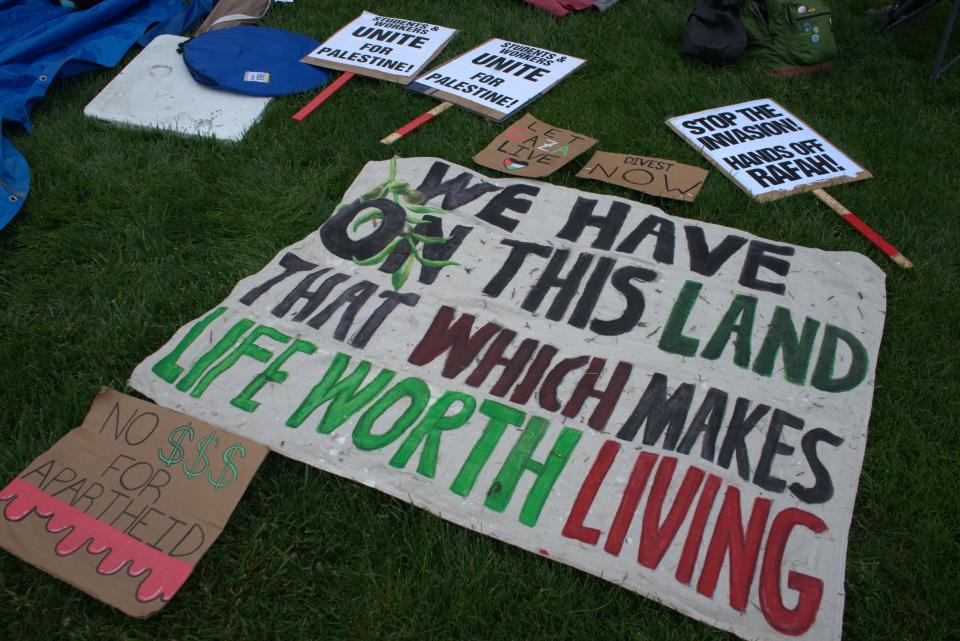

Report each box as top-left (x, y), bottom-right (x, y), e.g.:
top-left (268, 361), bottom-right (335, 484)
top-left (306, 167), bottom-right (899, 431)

top-left (742, 0), bottom-right (837, 71)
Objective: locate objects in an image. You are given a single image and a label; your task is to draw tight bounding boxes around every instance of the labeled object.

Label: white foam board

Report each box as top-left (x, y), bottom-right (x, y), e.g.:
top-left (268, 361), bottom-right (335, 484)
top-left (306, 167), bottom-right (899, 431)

top-left (84, 35), bottom-right (271, 142)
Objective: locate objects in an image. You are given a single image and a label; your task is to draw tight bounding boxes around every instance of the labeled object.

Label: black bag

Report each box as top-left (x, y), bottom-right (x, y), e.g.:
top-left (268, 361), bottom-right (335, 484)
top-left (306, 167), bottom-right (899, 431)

top-left (681, 0), bottom-right (748, 64)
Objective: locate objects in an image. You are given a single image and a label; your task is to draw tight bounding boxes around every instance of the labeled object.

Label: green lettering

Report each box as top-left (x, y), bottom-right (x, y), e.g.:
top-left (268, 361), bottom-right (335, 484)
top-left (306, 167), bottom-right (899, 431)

top-left (811, 324), bottom-right (869, 393)
top-left (389, 391), bottom-right (476, 478)
top-left (701, 294), bottom-right (757, 368)
top-left (232, 338), bottom-right (317, 412)
top-left (659, 280), bottom-right (702, 357)
top-left (484, 417), bottom-right (582, 527)
top-left (752, 307), bottom-right (820, 384)
top-left (450, 400), bottom-right (525, 497)
top-left (175, 318), bottom-right (256, 393)
top-left (190, 325), bottom-right (290, 398)
top-left (152, 307), bottom-right (228, 383)
top-left (286, 353), bottom-right (395, 433)
top-left (352, 378), bottom-right (430, 450)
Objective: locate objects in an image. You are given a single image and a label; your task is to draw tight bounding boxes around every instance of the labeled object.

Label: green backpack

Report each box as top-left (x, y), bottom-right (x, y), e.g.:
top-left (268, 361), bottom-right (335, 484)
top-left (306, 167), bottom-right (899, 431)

top-left (741, 1), bottom-right (837, 70)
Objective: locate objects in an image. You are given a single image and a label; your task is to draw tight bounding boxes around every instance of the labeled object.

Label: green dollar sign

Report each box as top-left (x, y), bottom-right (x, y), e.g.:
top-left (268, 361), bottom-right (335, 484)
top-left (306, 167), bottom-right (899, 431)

top-left (158, 423), bottom-right (195, 467)
top-left (183, 431), bottom-right (219, 480)
top-left (208, 443), bottom-right (246, 491)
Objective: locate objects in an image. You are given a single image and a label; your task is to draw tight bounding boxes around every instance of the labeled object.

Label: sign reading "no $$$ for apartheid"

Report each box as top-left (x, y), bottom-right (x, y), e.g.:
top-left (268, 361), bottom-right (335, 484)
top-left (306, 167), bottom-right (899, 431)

top-left (131, 157), bottom-right (886, 641)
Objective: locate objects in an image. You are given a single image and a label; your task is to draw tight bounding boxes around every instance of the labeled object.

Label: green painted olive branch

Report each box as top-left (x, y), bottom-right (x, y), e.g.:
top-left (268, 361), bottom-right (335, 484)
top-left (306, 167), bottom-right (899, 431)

top-left (349, 158), bottom-right (464, 290)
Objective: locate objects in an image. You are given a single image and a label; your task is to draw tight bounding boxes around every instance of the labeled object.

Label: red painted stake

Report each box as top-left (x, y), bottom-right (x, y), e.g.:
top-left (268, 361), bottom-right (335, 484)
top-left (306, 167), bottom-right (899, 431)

top-left (380, 101), bottom-right (453, 145)
top-left (812, 189), bottom-right (913, 269)
top-left (292, 72), bottom-right (355, 122)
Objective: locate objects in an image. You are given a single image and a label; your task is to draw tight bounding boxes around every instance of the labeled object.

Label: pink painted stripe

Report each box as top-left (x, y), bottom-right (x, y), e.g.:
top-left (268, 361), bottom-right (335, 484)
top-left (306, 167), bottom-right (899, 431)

top-left (0, 478), bottom-right (194, 603)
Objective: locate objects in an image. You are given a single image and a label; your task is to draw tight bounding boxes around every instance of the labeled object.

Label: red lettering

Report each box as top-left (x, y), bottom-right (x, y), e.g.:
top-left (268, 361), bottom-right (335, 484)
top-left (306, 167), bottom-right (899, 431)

top-left (696, 486), bottom-right (771, 611)
top-left (538, 356), bottom-right (589, 412)
top-left (509, 344), bottom-right (558, 404)
top-left (675, 473), bottom-right (722, 584)
top-left (603, 451), bottom-right (657, 556)
top-left (464, 330), bottom-right (538, 394)
top-left (561, 440), bottom-right (621, 545)
top-left (408, 306), bottom-right (501, 377)
top-left (562, 358), bottom-right (633, 431)
top-left (759, 508), bottom-right (827, 635)
top-left (638, 458), bottom-right (705, 569)
top-left (506, 126), bottom-right (534, 143)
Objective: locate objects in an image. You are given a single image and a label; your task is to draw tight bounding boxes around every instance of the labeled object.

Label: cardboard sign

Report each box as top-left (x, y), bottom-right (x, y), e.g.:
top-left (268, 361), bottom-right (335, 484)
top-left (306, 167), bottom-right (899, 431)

top-left (130, 157), bottom-right (886, 641)
top-left (473, 113), bottom-right (596, 177)
top-left (0, 389), bottom-right (268, 617)
top-left (576, 151), bottom-right (709, 201)
top-left (666, 98), bottom-right (871, 201)
top-left (411, 39), bottom-right (585, 121)
top-left (301, 11), bottom-right (457, 84)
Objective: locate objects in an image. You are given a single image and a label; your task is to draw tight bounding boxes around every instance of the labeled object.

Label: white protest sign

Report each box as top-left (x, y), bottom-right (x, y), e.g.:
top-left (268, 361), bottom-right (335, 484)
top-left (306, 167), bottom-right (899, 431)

top-left (667, 98), bottom-right (871, 201)
top-left (301, 12), bottom-right (457, 84)
top-left (411, 39), bottom-right (585, 121)
top-left (131, 157), bottom-right (886, 641)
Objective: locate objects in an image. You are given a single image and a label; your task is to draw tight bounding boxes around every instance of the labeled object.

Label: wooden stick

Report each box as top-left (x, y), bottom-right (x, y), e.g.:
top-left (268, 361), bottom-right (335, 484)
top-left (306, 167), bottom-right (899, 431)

top-left (381, 101), bottom-right (453, 145)
top-left (292, 72), bottom-right (355, 122)
top-left (812, 189), bottom-right (913, 269)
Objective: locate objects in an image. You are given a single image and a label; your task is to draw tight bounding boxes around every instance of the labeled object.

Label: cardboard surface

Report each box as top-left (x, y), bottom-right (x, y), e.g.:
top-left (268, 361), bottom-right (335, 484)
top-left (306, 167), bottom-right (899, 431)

top-left (83, 35), bottom-right (271, 142)
top-left (473, 113), bottom-right (596, 177)
top-left (130, 157), bottom-right (886, 641)
top-left (666, 98), bottom-right (871, 201)
top-left (411, 39), bottom-right (585, 121)
top-left (576, 151), bottom-right (709, 201)
top-left (301, 11), bottom-right (456, 84)
top-left (0, 389), bottom-right (268, 617)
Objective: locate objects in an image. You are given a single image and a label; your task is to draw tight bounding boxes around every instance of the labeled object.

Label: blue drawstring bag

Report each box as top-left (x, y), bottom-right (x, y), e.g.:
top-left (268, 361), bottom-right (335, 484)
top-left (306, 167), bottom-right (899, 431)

top-left (181, 25), bottom-right (331, 96)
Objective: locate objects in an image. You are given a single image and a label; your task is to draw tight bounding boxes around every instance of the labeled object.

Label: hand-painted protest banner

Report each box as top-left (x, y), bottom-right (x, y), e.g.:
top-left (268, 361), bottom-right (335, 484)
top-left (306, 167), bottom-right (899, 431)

top-left (411, 39), bottom-right (585, 121)
top-left (474, 113), bottom-right (596, 177)
top-left (0, 389), bottom-right (267, 616)
top-left (301, 11), bottom-right (457, 84)
top-left (130, 157), bottom-right (886, 641)
top-left (576, 151), bottom-right (709, 201)
top-left (667, 99), bottom-right (871, 201)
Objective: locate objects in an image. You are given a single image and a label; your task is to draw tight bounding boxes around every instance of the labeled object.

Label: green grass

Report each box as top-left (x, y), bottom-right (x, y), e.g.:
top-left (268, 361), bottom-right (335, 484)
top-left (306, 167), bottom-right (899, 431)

top-left (1, 0), bottom-right (959, 639)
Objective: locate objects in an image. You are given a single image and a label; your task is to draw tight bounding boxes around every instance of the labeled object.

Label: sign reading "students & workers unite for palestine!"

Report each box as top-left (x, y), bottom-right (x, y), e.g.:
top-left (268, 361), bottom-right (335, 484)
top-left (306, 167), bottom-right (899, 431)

top-left (301, 12), bottom-right (457, 84)
top-left (411, 39), bottom-right (585, 121)
top-left (131, 158), bottom-right (886, 641)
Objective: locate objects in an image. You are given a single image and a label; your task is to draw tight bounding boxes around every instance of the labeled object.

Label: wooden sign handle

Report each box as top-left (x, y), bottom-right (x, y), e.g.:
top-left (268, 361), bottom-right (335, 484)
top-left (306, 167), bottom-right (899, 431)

top-left (381, 101), bottom-right (453, 145)
top-left (812, 189), bottom-right (913, 269)
top-left (292, 72), bottom-right (356, 122)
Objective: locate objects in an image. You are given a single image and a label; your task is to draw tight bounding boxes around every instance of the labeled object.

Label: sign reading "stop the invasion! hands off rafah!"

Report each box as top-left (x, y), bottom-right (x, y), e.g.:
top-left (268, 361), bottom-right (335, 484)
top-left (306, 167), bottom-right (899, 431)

top-left (131, 157), bottom-right (886, 641)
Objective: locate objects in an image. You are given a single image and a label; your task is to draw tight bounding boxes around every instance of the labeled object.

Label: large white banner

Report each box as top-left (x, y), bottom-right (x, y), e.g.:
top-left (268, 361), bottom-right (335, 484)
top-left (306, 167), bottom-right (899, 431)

top-left (131, 158), bottom-right (886, 641)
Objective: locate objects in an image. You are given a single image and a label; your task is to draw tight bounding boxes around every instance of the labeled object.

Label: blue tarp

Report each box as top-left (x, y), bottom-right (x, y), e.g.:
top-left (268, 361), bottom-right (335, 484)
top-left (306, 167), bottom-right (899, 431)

top-left (0, 0), bottom-right (215, 232)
